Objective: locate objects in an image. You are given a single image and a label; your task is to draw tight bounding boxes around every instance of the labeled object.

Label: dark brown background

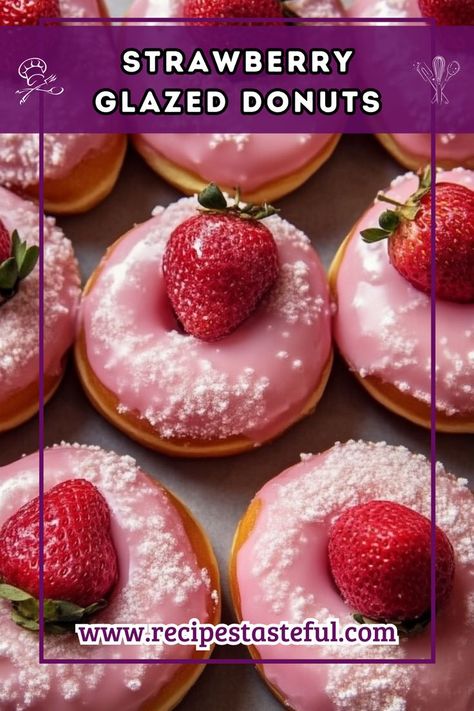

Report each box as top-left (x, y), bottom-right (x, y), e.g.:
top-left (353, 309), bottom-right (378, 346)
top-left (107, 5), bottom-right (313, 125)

top-left (1, 133), bottom-right (473, 710)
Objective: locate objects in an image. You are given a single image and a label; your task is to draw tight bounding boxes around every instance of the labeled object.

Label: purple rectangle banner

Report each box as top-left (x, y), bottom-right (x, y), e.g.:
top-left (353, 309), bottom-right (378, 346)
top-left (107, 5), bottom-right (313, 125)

top-left (0, 24), bottom-right (472, 133)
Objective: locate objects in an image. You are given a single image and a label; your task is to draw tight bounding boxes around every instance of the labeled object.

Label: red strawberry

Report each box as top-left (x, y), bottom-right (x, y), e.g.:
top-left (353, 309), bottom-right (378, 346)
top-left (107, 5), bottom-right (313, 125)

top-left (328, 500), bottom-right (455, 623)
top-left (183, 0), bottom-right (285, 20)
top-left (0, 0), bottom-right (60, 26)
top-left (0, 479), bottom-right (118, 630)
top-left (163, 184), bottom-right (280, 341)
top-left (0, 220), bottom-right (10, 264)
top-left (418, 0), bottom-right (474, 25)
top-left (361, 168), bottom-right (474, 303)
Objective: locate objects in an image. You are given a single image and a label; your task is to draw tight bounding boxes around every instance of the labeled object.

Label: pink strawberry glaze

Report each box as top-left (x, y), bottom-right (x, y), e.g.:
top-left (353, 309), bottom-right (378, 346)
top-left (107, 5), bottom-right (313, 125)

top-left (334, 168), bottom-right (474, 416)
top-left (389, 133), bottom-right (474, 165)
top-left (0, 187), bottom-right (80, 402)
top-left (79, 196), bottom-right (332, 444)
top-left (126, 2), bottom-right (340, 193)
top-left (347, 0), bottom-right (473, 165)
top-left (0, 444), bottom-right (218, 711)
top-left (235, 440), bottom-right (474, 711)
top-left (136, 133), bottom-right (338, 195)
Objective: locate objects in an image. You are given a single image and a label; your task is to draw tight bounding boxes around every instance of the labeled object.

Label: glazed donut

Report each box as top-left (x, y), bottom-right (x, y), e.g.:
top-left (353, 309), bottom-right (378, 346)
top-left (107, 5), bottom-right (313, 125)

top-left (126, 1), bottom-right (342, 202)
top-left (0, 443), bottom-right (221, 711)
top-left (230, 439), bottom-right (474, 711)
top-left (0, 187), bottom-right (80, 432)
top-left (0, 1), bottom-right (127, 215)
top-left (75, 194), bottom-right (333, 457)
top-left (329, 168), bottom-right (474, 433)
top-left (346, 0), bottom-right (474, 170)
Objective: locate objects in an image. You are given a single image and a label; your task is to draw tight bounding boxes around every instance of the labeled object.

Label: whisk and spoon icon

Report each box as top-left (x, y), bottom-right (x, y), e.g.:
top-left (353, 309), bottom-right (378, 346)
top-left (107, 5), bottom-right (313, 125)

top-left (416, 56), bottom-right (460, 105)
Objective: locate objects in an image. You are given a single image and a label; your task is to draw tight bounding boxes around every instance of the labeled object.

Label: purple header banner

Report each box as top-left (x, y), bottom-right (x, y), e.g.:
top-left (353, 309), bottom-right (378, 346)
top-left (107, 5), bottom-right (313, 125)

top-left (0, 24), bottom-right (472, 133)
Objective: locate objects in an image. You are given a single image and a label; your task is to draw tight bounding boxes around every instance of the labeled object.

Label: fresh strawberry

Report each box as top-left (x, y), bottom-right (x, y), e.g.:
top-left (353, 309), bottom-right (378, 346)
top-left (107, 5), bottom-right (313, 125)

top-left (0, 0), bottom-right (61, 26)
top-left (183, 0), bottom-right (285, 20)
top-left (0, 227), bottom-right (39, 306)
top-left (0, 220), bottom-right (10, 263)
top-left (361, 167), bottom-right (474, 303)
top-left (163, 184), bottom-right (280, 341)
top-left (418, 0), bottom-right (474, 25)
top-left (328, 500), bottom-right (455, 624)
top-left (0, 479), bottom-right (118, 632)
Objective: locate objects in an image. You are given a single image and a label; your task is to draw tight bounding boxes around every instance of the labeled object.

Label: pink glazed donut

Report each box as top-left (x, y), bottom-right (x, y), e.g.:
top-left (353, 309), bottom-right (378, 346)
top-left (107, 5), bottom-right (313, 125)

top-left (347, 0), bottom-right (474, 170)
top-left (0, 187), bottom-right (80, 432)
top-left (75, 195), bottom-right (333, 457)
top-left (126, 0), bottom-right (343, 201)
top-left (329, 168), bottom-right (474, 433)
top-left (230, 439), bottom-right (474, 711)
top-left (0, 1), bottom-right (127, 215)
top-left (0, 443), bottom-right (221, 711)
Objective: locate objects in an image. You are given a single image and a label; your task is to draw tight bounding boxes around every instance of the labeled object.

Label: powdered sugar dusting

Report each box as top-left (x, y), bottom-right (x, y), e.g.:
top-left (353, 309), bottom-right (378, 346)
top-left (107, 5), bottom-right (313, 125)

top-left (0, 189), bottom-right (79, 400)
top-left (59, 0), bottom-right (101, 17)
top-left (0, 134), bottom-right (106, 188)
top-left (83, 195), bottom-right (331, 442)
top-left (348, 0), bottom-right (412, 18)
top-left (209, 134), bottom-right (250, 152)
top-left (287, 0), bottom-right (345, 17)
top-left (267, 260), bottom-right (327, 325)
top-left (0, 444), bottom-right (216, 708)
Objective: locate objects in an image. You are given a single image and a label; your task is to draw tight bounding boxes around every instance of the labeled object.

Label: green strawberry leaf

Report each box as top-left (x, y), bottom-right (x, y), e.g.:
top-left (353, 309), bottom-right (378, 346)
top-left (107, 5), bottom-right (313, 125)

top-left (361, 165), bottom-right (432, 245)
top-left (360, 228), bottom-right (391, 243)
top-left (198, 183), bottom-right (228, 211)
top-left (12, 230), bottom-right (27, 267)
top-left (197, 183), bottom-right (280, 221)
top-left (10, 611), bottom-right (40, 632)
top-left (18, 245), bottom-right (39, 280)
top-left (0, 583), bottom-right (33, 602)
top-left (1, 586), bottom-right (109, 634)
top-left (14, 596), bottom-right (39, 621)
top-left (379, 210), bottom-right (400, 232)
top-left (0, 258), bottom-right (18, 290)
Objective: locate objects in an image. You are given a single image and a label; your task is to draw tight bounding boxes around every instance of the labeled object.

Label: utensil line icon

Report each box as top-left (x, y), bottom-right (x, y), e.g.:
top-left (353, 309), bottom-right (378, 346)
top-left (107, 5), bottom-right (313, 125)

top-left (15, 58), bottom-right (64, 105)
top-left (416, 55), bottom-right (460, 105)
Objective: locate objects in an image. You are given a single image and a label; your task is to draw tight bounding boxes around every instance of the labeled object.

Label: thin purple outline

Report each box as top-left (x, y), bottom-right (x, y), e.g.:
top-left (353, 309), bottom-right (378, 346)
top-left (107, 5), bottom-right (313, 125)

top-left (429, 27), bottom-right (438, 664)
top-left (36, 15), bottom-right (438, 668)
top-left (38, 85), bottom-right (45, 659)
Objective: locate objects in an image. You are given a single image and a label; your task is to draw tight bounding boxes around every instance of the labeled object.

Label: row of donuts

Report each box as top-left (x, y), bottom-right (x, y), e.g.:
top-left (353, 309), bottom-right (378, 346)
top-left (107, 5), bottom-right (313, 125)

top-left (1, 0), bottom-right (473, 215)
top-left (0, 438), bottom-right (472, 710)
top-left (1, 162), bottom-right (473, 440)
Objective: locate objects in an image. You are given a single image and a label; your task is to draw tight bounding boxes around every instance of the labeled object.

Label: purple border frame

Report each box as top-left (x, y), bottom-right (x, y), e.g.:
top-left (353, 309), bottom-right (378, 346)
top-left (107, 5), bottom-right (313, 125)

top-left (36, 15), bottom-right (438, 668)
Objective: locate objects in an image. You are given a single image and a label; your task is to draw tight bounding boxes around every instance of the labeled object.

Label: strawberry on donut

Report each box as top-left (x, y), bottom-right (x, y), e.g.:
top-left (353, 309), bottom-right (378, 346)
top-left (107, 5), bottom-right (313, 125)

top-left (0, 187), bottom-right (80, 431)
top-left (76, 184), bottom-right (333, 456)
top-left (329, 167), bottom-right (474, 432)
top-left (0, 443), bottom-right (220, 710)
top-left (230, 439), bottom-right (474, 710)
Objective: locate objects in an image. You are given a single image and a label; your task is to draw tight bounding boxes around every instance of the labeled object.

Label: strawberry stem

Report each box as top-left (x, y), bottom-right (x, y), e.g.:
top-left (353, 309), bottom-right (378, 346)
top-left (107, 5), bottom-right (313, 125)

top-left (361, 166), bottom-right (432, 244)
top-left (376, 194), bottom-right (405, 208)
top-left (0, 583), bottom-right (107, 635)
top-left (197, 183), bottom-right (280, 221)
